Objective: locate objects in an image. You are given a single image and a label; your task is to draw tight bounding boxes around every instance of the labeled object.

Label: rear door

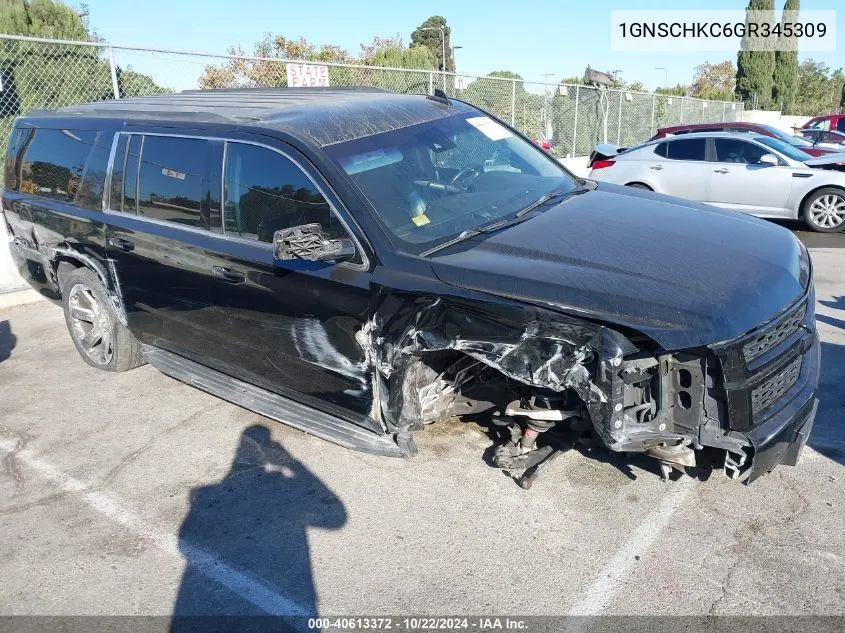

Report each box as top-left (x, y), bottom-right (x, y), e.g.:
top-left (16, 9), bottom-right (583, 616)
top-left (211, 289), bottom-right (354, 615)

top-left (104, 132), bottom-right (224, 362)
top-left (706, 137), bottom-right (793, 216)
top-left (647, 137), bottom-right (710, 201)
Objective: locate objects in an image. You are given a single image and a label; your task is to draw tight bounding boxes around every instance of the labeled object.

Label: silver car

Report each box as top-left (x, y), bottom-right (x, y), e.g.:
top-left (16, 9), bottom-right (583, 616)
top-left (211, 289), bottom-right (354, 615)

top-left (589, 131), bottom-right (845, 232)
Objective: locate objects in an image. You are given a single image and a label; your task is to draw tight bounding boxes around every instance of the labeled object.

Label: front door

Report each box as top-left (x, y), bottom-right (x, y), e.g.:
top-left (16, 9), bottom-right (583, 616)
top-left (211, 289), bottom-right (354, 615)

top-left (706, 137), bottom-right (793, 216)
top-left (204, 138), bottom-right (376, 425)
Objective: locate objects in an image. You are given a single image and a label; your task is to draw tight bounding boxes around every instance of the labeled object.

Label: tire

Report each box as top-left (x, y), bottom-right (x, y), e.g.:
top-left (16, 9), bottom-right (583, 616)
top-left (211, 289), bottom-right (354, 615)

top-left (802, 187), bottom-right (845, 232)
top-left (60, 267), bottom-right (145, 372)
top-left (626, 182), bottom-right (652, 191)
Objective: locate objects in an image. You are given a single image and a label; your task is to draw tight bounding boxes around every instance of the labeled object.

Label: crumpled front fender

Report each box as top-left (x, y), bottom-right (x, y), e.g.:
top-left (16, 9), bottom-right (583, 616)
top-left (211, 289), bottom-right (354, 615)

top-left (361, 288), bottom-right (640, 441)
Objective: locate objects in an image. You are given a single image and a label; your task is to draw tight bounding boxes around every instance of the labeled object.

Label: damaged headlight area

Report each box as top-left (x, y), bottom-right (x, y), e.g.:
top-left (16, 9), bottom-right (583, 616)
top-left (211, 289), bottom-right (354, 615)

top-left (364, 292), bottom-right (753, 487)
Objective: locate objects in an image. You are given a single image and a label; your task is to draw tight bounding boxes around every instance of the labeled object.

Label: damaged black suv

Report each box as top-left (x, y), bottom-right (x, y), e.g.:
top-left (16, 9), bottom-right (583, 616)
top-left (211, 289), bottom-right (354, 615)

top-left (3, 87), bottom-right (819, 486)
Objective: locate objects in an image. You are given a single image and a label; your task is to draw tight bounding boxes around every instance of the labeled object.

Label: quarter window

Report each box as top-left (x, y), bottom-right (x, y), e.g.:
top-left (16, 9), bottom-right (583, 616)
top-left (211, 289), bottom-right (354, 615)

top-left (136, 136), bottom-right (206, 227)
top-left (16, 128), bottom-right (96, 202)
top-left (223, 142), bottom-right (345, 245)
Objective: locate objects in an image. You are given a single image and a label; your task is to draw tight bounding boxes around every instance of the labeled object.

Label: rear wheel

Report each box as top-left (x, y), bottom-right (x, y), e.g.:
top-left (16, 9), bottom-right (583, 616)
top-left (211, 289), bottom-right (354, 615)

top-left (802, 188), bottom-right (845, 232)
top-left (61, 267), bottom-right (144, 372)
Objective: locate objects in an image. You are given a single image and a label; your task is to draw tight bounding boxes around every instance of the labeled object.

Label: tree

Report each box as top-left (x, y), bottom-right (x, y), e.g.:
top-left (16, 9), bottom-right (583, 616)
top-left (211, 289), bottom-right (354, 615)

top-left (0, 0), bottom-right (87, 40)
top-left (0, 0), bottom-right (168, 152)
top-left (359, 34), bottom-right (404, 65)
top-left (772, 0), bottom-right (799, 112)
top-left (461, 71), bottom-right (523, 125)
top-left (793, 59), bottom-right (843, 115)
top-left (690, 61), bottom-right (735, 100)
top-left (655, 85), bottom-right (688, 96)
top-left (371, 45), bottom-right (436, 70)
top-left (199, 34), bottom-right (352, 89)
top-left (116, 66), bottom-right (172, 98)
top-left (735, 0), bottom-right (776, 108)
top-left (410, 16), bottom-right (453, 73)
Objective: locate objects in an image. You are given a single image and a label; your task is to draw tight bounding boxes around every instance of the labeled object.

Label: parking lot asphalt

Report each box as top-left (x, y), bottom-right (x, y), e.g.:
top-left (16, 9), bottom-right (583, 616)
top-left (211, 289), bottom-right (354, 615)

top-left (0, 249), bottom-right (843, 619)
top-left (775, 221), bottom-right (845, 249)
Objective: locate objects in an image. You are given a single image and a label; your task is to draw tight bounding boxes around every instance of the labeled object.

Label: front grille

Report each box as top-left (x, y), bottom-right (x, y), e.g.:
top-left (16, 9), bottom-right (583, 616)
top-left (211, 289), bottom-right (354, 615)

top-left (743, 303), bottom-right (806, 362)
top-left (751, 356), bottom-right (803, 415)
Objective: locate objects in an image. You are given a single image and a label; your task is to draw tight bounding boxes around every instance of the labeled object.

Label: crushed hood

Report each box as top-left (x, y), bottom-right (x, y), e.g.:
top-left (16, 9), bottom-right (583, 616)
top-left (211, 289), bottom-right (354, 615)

top-left (802, 152), bottom-right (845, 167)
top-left (429, 183), bottom-right (807, 350)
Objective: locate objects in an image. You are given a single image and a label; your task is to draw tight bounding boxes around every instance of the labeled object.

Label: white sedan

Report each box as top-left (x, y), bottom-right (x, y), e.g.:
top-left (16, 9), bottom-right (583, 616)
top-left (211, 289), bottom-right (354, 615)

top-left (588, 131), bottom-right (845, 232)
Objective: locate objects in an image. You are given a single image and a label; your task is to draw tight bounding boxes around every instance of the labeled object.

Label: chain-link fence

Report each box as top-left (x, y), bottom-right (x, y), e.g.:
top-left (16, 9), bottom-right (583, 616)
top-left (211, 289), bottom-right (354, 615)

top-left (0, 33), bottom-right (743, 158)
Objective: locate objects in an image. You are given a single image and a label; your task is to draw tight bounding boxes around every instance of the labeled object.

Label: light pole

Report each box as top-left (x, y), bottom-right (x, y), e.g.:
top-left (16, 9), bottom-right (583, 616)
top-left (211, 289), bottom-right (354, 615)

top-left (655, 67), bottom-right (668, 89)
top-left (541, 73), bottom-right (555, 141)
top-left (419, 26), bottom-right (446, 91)
top-left (451, 45), bottom-right (462, 72)
top-left (452, 46), bottom-right (463, 92)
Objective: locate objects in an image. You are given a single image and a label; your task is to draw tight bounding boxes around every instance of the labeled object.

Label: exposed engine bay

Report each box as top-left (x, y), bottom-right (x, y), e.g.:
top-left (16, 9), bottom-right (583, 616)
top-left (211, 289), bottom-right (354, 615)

top-left (361, 292), bottom-right (760, 488)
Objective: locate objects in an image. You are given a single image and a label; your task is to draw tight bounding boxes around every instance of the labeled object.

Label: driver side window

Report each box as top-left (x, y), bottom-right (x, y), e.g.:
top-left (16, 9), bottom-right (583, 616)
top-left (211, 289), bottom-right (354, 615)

top-left (713, 138), bottom-right (769, 164)
top-left (223, 142), bottom-right (353, 254)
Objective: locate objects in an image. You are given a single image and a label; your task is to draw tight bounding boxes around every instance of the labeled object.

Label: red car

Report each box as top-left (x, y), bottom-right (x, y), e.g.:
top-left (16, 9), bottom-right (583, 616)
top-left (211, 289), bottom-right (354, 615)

top-left (798, 114), bottom-right (845, 134)
top-left (648, 121), bottom-right (834, 157)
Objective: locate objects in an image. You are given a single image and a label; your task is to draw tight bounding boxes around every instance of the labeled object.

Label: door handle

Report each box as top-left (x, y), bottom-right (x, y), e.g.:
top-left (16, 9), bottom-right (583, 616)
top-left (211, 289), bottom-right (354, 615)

top-left (108, 237), bottom-right (135, 252)
top-left (212, 266), bottom-right (246, 284)
top-left (649, 165), bottom-right (663, 170)
top-left (714, 168), bottom-right (729, 174)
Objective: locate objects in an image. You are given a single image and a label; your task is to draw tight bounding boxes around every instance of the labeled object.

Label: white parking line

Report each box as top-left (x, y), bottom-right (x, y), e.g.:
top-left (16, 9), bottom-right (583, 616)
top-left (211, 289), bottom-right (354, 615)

top-left (0, 437), bottom-right (311, 617)
top-left (567, 479), bottom-right (694, 616)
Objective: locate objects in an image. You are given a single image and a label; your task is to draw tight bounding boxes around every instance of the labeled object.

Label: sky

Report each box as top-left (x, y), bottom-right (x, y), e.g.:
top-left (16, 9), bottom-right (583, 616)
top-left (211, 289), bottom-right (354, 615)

top-left (79, 0), bottom-right (844, 93)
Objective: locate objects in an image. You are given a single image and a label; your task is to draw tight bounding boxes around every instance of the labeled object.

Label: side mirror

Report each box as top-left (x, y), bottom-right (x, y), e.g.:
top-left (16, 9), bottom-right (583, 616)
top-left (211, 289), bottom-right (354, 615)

top-left (273, 223), bottom-right (355, 263)
top-left (758, 153), bottom-right (779, 166)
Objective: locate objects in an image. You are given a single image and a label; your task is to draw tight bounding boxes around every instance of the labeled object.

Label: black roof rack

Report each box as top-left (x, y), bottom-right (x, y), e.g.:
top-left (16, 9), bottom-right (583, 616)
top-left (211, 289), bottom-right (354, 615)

top-left (22, 86), bottom-right (473, 147)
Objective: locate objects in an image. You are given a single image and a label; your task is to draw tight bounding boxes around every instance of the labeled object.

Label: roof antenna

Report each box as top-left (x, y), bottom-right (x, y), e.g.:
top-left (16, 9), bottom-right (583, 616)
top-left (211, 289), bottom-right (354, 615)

top-left (427, 88), bottom-right (451, 106)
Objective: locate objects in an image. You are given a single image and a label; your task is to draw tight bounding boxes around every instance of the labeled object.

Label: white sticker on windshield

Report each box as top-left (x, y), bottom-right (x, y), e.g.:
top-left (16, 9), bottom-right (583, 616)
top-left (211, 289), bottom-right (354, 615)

top-left (466, 116), bottom-right (513, 141)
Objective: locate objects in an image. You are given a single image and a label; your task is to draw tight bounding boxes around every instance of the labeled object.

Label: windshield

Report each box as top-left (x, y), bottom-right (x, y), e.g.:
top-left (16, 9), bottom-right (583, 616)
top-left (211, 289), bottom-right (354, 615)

top-left (324, 111), bottom-right (577, 254)
top-left (754, 136), bottom-right (811, 162)
top-left (759, 124), bottom-right (813, 147)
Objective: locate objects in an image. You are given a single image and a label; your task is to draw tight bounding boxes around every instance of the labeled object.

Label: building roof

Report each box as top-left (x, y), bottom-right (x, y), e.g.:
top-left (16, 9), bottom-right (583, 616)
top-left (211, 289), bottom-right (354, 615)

top-left (26, 87), bottom-right (473, 147)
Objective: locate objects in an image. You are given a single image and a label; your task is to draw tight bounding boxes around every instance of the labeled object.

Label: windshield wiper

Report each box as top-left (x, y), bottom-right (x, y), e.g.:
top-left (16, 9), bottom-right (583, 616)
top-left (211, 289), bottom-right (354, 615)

top-left (515, 187), bottom-right (585, 217)
top-left (422, 187), bottom-right (588, 257)
top-left (421, 228), bottom-right (483, 257)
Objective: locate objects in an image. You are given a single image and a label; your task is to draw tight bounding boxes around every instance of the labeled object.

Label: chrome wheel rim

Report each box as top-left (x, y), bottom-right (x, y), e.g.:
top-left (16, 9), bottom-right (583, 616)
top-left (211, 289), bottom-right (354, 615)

top-left (810, 193), bottom-right (845, 229)
top-left (68, 283), bottom-right (113, 365)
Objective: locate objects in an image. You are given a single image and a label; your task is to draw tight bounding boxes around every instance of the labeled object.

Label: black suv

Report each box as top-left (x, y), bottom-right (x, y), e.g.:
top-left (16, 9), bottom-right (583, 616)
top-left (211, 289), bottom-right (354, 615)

top-left (2, 88), bottom-right (819, 486)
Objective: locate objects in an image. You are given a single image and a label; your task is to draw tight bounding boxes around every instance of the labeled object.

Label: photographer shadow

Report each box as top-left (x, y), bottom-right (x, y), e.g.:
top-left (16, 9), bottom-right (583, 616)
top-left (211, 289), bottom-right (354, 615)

top-left (171, 424), bottom-right (346, 626)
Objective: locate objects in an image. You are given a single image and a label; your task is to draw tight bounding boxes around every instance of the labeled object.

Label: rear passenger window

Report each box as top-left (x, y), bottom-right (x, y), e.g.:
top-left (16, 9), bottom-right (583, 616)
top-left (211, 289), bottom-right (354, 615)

top-left (223, 142), bottom-right (344, 245)
top-left (16, 128), bottom-right (96, 202)
top-left (75, 132), bottom-right (113, 211)
top-left (137, 136), bottom-right (206, 227)
top-left (123, 136), bottom-right (141, 213)
top-left (657, 138), bottom-right (706, 161)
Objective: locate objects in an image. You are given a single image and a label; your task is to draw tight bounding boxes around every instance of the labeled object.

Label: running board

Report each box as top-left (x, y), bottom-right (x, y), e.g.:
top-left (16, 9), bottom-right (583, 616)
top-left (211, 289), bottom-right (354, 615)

top-left (144, 346), bottom-right (407, 458)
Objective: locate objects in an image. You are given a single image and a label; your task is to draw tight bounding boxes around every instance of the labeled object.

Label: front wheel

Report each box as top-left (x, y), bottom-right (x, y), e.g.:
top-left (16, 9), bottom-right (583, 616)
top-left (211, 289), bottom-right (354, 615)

top-left (61, 267), bottom-right (145, 372)
top-left (802, 188), bottom-right (845, 232)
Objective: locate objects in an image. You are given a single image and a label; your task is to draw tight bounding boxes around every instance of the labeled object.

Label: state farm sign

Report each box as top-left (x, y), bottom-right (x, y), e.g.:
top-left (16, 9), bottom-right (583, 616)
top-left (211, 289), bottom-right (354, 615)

top-left (286, 63), bottom-right (330, 87)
